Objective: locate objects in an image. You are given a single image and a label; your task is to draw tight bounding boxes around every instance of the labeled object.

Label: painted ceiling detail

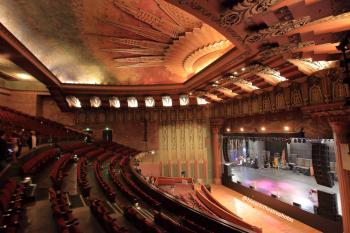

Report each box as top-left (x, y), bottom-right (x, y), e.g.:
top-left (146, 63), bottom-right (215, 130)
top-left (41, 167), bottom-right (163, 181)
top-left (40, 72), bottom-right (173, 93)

top-left (0, 0), bottom-right (232, 86)
top-left (1, 0), bottom-right (350, 109)
top-left (103, 0), bottom-right (234, 79)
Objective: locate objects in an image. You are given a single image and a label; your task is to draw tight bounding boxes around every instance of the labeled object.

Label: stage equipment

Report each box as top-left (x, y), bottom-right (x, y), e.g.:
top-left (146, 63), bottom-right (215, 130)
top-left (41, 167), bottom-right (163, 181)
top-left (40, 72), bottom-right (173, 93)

top-left (311, 143), bottom-right (334, 187)
top-left (316, 190), bottom-right (339, 221)
top-left (223, 163), bottom-right (234, 176)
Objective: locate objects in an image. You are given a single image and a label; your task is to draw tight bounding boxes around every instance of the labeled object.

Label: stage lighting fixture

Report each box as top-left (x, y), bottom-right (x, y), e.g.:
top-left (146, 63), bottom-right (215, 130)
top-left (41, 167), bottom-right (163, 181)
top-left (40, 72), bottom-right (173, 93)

top-left (303, 139), bottom-right (306, 143)
top-left (298, 138), bottom-right (302, 143)
top-left (294, 138), bottom-right (297, 143)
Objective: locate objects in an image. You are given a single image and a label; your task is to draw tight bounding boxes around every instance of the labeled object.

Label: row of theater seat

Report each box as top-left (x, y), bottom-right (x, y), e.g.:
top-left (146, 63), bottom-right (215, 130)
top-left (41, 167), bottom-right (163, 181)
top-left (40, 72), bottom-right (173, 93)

top-left (21, 148), bottom-right (58, 175)
top-left (76, 157), bottom-right (91, 197)
top-left (123, 206), bottom-right (163, 233)
top-left (85, 148), bottom-right (105, 160)
top-left (50, 154), bottom-right (72, 189)
top-left (93, 161), bottom-right (117, 202)
top-left (72, 145), bottom-right (96, 157)
top-left (90, 199), bottom-right (127, 233)
top-left (96, 151), bottom-right (114, 162)
top-left (59, 143), bottom-right (86, 153)
top-left (48, 188), bottom-right (81, 233)
top-left (0, 106), bottom-right (82, 139)
top-left (119, 157), bottom-right (161, 209)
top-left (108, 156), bottom-right (139, 204)
top-left (0, 179), bottom-right (25, 233)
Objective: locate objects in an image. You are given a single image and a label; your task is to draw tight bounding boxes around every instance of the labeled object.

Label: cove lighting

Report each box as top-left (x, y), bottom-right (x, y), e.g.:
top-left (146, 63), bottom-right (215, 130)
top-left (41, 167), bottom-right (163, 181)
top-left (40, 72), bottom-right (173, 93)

top-left (179, 95), bottom-right (189, 106)
top-left (66, 96), bottom-right (81, 108)
top-left (145, 97), bottom-right (155, 108)
top-left (162, 96), bottom-right (172, 107)
top-left (127, 97), bottom-right (138, 108)
top-left (109, 97), bottom-right (120, 108)
top-left (90, 96), bottom-right (101, 108)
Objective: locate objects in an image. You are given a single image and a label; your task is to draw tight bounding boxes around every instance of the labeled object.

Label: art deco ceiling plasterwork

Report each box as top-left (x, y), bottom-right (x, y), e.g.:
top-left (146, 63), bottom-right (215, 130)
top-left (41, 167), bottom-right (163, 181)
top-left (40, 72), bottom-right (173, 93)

top-left (0, 0), bottom-right (232, 85)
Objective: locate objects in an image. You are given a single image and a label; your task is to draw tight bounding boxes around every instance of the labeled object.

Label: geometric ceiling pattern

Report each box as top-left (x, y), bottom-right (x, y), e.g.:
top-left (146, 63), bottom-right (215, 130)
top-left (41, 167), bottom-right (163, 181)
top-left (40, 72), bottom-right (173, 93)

top-left (0, 0), bottom-right (350, 110)
top-left (0, 0), bottom-right (232, 85)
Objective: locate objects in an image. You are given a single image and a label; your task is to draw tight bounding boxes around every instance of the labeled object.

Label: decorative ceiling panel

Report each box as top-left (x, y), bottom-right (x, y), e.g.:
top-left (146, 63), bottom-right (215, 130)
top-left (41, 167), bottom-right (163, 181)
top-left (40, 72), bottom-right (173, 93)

top-left (0, 0), bottom-right (232, 85)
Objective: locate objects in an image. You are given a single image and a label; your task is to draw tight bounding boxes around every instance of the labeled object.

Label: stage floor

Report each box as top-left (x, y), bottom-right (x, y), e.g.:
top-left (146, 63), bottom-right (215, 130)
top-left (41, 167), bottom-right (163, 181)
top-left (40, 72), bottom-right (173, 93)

top-left (230, 166), bottom-right (341, 214)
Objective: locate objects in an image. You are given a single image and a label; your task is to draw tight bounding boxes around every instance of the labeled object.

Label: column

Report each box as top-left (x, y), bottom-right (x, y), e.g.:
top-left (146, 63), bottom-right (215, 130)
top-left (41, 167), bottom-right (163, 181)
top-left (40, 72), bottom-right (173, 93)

top-left (330, 121), bottom-right (350, 233)
top-left (211, 119), bottom-right (224, 184)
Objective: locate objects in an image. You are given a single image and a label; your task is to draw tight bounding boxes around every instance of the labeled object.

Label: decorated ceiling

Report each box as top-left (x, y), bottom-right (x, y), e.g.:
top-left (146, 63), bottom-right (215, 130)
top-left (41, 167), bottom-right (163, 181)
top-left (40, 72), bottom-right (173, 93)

top-left (0, 0), bottom-right (350, 110)
top-left (0, 0), bottom-right (233, 85)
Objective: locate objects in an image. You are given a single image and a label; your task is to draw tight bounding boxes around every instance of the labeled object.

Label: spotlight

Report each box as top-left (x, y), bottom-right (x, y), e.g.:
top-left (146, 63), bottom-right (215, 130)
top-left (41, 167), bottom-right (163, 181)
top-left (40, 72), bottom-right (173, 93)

top-left (233, 71), bottom-right (238, 75)
top-left (240, 127), bottom-right (244, 132)
top-left (303, 139), bottom-right (306, 143)
top-left (284, 126), bottom-right (289, 131)
top-left (241, 67), bottom-right (246, 71)
top-left (226, 128), bottom-right (231, 132)
top-left (261, 127), bottom-right (266, 131)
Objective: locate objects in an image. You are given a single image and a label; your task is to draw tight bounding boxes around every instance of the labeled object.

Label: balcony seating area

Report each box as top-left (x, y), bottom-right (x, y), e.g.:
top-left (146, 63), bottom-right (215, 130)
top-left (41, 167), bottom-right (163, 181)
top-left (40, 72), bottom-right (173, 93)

top-left (21, 148), bottom-right (58, 175)
top-left (50, 154), bottom-right (72, 189)
top-left (108, 156), bottom-right (139, 204)
top-left (48, 188), bottom-right (81, 233)
top-left (58, 142), bottom-right (86, 153)
top-left (96, 151), bottom-right (114, 162)
top-left (72, 145), bottom-right (96, 156)
top-left (76, 157), bottom-right (91, 197)
top-left (123, 206), bottom-right (164, 233)
top-left (0, 106), bottom-right (82, 141)
top-left (119, 157), bottom-right (161, 209)
top-left (0, 179), bottom-right (25, 233)
top-left (85, 148), bottom-right (105, 160)
top-left (93, 161), bottom-right (116, 202)
top-left (90, 199), bottom-right (128, 233)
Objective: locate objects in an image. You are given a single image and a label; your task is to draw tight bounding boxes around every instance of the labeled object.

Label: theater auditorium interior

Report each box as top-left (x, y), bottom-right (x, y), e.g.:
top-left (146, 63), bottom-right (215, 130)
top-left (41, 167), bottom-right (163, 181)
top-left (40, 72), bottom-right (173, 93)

top-left (0, 0), bottom-right (349, 233)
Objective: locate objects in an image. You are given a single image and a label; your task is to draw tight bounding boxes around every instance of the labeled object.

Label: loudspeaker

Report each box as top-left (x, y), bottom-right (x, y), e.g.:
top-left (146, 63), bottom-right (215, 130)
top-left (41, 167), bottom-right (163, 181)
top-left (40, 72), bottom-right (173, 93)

top-left (312, 143), bottom-right (334, 187)
top-left (317, 190), bottom-right (339, 221)
top-left (223, 163), bottom-right (233, 176)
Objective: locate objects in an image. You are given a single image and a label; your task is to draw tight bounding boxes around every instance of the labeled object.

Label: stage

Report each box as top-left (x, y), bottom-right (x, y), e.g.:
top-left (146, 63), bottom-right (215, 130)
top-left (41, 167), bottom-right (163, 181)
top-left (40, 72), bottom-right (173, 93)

top-left (229, 166), bottom-right (341, 214)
